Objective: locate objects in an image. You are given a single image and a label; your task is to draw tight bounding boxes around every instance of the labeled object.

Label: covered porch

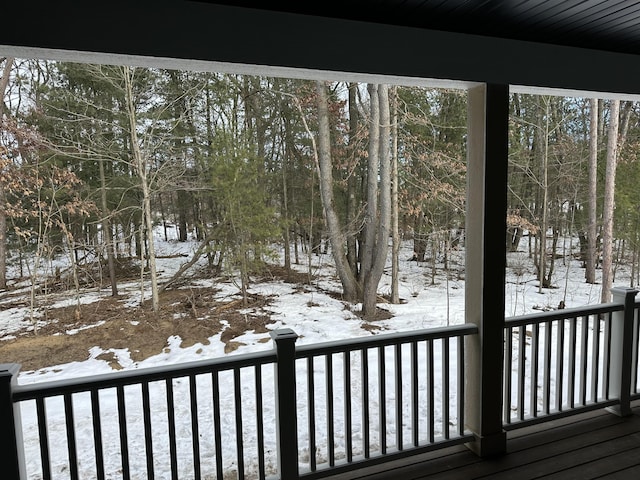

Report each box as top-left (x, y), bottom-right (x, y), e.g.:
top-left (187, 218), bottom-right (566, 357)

top-left (3, 1), bottom-right (640, 479)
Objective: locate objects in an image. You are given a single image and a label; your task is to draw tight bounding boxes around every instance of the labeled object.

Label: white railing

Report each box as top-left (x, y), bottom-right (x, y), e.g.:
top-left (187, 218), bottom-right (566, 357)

top-left (1, 288), bottom-right (638, 479)
top-left (1, 324), bottom-right (477, 480)
top-left (504, 287), bottom-right (640, 430)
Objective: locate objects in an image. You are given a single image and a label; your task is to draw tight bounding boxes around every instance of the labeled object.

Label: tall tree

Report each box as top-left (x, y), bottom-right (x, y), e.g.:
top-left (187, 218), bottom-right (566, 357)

top-left (123, 65), bottom-right (159, 311)
top-left (360, 84), bottom-right (391, 318)
top-left (315, 81), bottom-right (391, 319)
top-left (601, 99), bottom-right (620, 302)
top-left (316, 80), bottom-right (361, 301)
top-left (0, 57), bottom-right (14, 290)
top-left (390, 85), bottom-right (400, 304)
top-left (586, 98), bottom-right (599, 284)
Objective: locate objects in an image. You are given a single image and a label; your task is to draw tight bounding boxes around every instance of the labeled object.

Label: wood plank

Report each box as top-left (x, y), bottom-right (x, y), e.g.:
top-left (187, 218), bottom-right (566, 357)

top-left (417, 414), bottom-right (640, 479)
top-left (594, 465), bottom-right (640, 479)
top-left (324, 403), bottom-right (640, 480)
top-left (412, 413), bottom-right (640, 480)
top-left (532, 434), bottom-right (640, 479)
top-left (473, 434), bottom-right (640, 480)
top-left (324, 446), bottom-right (482, 480)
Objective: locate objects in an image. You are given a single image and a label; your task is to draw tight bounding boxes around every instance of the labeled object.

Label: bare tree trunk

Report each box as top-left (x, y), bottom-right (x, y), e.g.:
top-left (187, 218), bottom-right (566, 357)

top-left (315, 81), bottom-right (361, 301)
top-left (0, 180), bottom-right (6, 290)
top-left (360, 84), bottom-right (380, 289)
top-left (390, 85), bottom-right (400, 304)
top-left (124, 66), bottom-right (159, 311)
top-left (99, 157), bottom-right (118, 296)
top-left (537, 97), bottom-right (550, 292)
top-left (282, 162), bottom-right (291, 275)
top-left (632, 215), bottom-right (639, 288)
top-left (586, 98), bottom-right (598, 284)
top-left (601, 99), bottom-right (620, 303)
top-left (361, 84), bottom-right (391, 318)
top-left (0, 57), bottom-right (14, 290)
top-left (347, 83), bottom-right (360, 277)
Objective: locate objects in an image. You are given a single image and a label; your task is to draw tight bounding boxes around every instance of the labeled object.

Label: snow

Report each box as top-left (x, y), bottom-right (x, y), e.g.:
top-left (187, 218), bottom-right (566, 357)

top-left (4, 233), bottom-right (633, 479)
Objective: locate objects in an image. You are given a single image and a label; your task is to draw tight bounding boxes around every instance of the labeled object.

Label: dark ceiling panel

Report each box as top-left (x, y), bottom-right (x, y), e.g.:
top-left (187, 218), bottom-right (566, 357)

top-left (194, 0), bottom-right (640, 55)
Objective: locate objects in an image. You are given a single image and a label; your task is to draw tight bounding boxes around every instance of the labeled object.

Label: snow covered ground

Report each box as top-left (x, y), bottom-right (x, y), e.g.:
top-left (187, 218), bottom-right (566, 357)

top-left (4, 232), bottom-right (632, 479)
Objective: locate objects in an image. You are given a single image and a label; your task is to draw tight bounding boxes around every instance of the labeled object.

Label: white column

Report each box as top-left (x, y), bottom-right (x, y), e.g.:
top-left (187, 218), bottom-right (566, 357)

top-left (606, 287), bottom-right (638, 417)
top-left (464, 84), bottom-right (509, 457)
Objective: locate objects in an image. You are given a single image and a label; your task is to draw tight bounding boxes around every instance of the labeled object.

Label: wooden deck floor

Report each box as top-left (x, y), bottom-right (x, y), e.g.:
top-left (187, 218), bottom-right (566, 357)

top-left (329, 400), bottom-right (640, 480)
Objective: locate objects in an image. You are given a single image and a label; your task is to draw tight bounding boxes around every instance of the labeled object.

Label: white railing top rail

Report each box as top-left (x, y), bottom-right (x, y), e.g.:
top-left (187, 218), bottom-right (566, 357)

top-left (295, 323), bottom-right (478, 358)
top-left (505, 302), bottom-right (622, 328)
top-left (12, 349), bottom-right (277, 402)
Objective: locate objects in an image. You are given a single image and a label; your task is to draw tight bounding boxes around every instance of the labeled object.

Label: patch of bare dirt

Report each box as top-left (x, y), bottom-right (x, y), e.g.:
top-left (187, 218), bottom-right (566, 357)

top-left (355, 306), bottom-right (394, 322)
top-left (0, 262), bottom-right (390, 373)
top-left (256, 264), bottom-right (315, 285)
top-left (0, 287), bottom-right (275, 372)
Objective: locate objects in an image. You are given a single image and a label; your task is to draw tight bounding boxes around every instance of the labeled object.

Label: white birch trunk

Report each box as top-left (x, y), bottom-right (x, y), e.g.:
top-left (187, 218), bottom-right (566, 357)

top-left (124, 66), bottom-right (160, 311)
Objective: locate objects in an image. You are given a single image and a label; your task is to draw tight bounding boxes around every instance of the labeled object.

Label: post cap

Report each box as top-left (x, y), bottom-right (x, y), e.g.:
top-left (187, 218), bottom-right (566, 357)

top-left (610, 287), bottom-right (639, 297)
top-left (269, 328), bottom-right (299, 342)
top-left (0, 364), bottom-right (21, 378)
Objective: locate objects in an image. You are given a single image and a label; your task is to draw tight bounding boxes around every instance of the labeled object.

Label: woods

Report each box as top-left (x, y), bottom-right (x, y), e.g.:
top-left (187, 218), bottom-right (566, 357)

top-left (1, 57), bottom-right (640, 320)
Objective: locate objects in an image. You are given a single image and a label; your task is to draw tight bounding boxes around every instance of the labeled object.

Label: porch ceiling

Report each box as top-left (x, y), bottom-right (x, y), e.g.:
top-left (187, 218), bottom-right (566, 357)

top-left (3, 1), bottom-right (640, 97)
top-left (200, 0), bottom-right (640, 56)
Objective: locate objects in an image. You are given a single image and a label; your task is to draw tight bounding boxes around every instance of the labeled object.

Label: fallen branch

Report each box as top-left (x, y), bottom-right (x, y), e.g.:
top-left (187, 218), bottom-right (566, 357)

top-left (159, 239), bottom-right (212, 293)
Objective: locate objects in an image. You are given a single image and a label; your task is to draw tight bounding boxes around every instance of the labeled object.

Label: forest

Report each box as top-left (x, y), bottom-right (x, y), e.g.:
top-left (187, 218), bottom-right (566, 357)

top-left (1, 56), bottom-right (640, 330)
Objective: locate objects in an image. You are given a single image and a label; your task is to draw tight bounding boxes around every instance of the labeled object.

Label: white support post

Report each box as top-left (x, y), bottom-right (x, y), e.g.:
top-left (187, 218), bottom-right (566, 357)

top-left (464, 84), bottom-right (509, 457)
top-left (607, 287), bottom-right (638, 417)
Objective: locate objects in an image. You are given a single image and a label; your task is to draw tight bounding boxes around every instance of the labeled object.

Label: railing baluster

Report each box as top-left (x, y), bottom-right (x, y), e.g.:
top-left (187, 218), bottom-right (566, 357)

top-left (36, 397), bottom-right (51, 480)
top-left (344, 350), bottom-right (352, 463)
top-left (63, 394), bottom-right (79, 480)
top-left (361, 348), bottom-right (370, 459)
top-left (517, 325), bottom-right (525, 421)
top-left (326, 354), bottom-right (335, 466)
top-left (307, 356), bottom-right (316, 472)
top-left (255, 365), bottom-right (265, 479)
top-left (504, 327), bottom-right (513, 424)
top-left (411, 341), bottom-right (419, 447)
top-left (555, 319), bottom-right (565, 411)
top-left (189, 375), bottom-right (201, 480)
top-left (378, 346), bottom-right (386, 454)
top-left (427, 340), bottom-right (434, 444)
top-left (603, 313), bottom-right (612, 400)
top-left (141, 382), bottom-right (154, 480)
top-left (212, 372), bottom-right (223, 479)
top-left (90, 390), bottom-right (105, 480)
top-left (395, 343), bottom-right (403, 450)
top-left (166, 379), bottom-right (178, 479)
top-left (530, 323), bottom-right (539, 418)
top-left (579, 316), bottom-right (589, 406)
top-left (234, 368), bottom-right (244, 480)
top-left (442, 338), bottom-right (450, 439)
top-left (116, 386), bottom-right (130, 480)
top-left (591, 315), bottom-right (601, 403)
top-left (568, 317), bottom-right (577, 408)
top-left (632, 308), bottom-right (640, 395)
top-left (457, 335), bottom-right (465, 437)
top-left (543, 321), bottom-right (552, 415)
